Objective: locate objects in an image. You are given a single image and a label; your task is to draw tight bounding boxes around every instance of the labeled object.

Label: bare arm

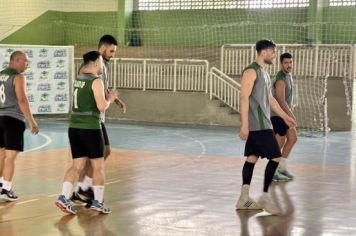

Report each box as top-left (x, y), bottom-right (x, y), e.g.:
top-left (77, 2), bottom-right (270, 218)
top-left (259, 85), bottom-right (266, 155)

top-left (239, 69), bottom-right (257, 140)
top-left (275, 80), bottom-right (296, 120)
top-left (92, 79), bottom-right (117, 112)
top-left (114, 97), bottom-right (126, 113)
top-left (106, 87), bottom-right (126, 113)
top-left (270, 94), bottom-right (296, 128)
top-left (14, 75), bottom-right (39, 134)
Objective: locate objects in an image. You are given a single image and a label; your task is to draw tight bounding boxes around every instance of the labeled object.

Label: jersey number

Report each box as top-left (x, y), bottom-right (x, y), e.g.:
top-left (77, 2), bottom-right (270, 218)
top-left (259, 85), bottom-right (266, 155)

top-left (73, 88), bottom-right (78, 109)
top-left (0, 84), bottom-right (6, 104)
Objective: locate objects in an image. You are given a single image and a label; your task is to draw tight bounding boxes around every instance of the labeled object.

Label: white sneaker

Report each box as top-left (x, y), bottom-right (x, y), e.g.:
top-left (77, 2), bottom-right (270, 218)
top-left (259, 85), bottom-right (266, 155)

top-left (258, 193), bottom-right (280, 215)
top-left (236, 196), bottom-right (262, 210)
top-left (236, 185), bottom-right (262, 210)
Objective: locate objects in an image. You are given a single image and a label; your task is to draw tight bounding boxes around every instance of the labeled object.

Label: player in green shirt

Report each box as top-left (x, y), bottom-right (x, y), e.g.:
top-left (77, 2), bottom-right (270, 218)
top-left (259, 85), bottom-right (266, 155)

top-left (271, 53), bottom-right (297, 181)
top-left (55, 51), bottom-right (117, 214)
top-left (71, 35), bottom-right (126, 203)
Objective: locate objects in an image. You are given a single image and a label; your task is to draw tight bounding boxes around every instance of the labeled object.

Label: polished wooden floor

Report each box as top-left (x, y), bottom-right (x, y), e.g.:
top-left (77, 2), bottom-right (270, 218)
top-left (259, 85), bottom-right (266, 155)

top-left (0, 122), bottom-right (355, 236)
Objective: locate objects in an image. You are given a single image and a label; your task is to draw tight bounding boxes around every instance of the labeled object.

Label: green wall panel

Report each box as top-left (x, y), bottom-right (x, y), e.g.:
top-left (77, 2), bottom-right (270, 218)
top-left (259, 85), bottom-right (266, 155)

top-left (132, 8), bottom-right (308, 46)
top-left (1, 11), bottom-right (119, 46)
top-left (1, 11), bottom-right (64, 45)
top-left (322, 7), bottom-right (356, 44)
top-left (62, 12), bottom-right (118, 45)
top-left (1, 6), bottom-right (355, 46)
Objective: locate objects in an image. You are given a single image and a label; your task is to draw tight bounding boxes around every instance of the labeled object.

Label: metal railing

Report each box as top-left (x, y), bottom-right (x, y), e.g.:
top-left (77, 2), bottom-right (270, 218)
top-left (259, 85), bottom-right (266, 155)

top-left (74, 44), bottom-right (356, 119)
top-left (209, 67), bottom-right (241, 112)
top-left (220, 44), bottom-right (356, 133)
top-left (221, 44), bottom-right (356, 79)
top-left (75, 58), bottom-right (209, 93)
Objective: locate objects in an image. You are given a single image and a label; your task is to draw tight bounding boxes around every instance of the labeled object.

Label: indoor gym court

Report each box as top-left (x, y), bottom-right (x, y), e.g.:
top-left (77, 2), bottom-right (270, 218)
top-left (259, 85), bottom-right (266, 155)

top-left (0, 121), bottom-right (355, 235)
top-left (0, 0), bottom-right (356, 236)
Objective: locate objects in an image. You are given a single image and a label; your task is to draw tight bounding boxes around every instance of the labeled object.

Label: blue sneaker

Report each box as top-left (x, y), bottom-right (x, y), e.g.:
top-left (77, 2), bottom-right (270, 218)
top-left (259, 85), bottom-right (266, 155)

top-left (279, 169), bottom-right (294, 180)
top-left (90, 200), bottom-right (111, 214)
top-left (272, 169), bottom-right (291, 182)
top-left (55, 195), bottom-right (77, 214)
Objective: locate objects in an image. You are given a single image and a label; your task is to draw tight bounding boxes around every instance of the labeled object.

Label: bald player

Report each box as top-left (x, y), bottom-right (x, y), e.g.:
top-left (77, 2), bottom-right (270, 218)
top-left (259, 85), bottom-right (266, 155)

top-left (0, 51), bottom-right (39, 201)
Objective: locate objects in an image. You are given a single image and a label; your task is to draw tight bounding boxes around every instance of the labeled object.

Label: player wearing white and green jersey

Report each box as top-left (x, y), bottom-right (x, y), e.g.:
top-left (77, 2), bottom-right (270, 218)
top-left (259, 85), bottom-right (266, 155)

top-left (56, 51), bottom-right (117, 215)
top-left (71, 35), bottom-right (127, 204)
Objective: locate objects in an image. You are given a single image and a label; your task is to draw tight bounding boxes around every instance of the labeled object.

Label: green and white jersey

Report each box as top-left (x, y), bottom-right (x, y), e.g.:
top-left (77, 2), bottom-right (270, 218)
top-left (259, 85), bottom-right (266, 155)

top-left (0, 68), bottom-right (25, 121)
top-left (271, 70), bottom-right (293, 117)
top-left (243, 62), bottom-right (273, 131)
top-left (69, 73), bottom-right (101, 129)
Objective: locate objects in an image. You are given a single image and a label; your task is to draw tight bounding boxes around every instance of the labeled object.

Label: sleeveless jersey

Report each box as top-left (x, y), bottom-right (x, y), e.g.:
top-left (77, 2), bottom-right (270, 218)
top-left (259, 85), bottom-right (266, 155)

top-left (243, 62), bottom-right (273, 131)
top-left (271, 70), bottom-right (293, 117)
top-left (69, 73), bottom-right (101, 129)
top-left (0, 68), bottom-right (25, 121)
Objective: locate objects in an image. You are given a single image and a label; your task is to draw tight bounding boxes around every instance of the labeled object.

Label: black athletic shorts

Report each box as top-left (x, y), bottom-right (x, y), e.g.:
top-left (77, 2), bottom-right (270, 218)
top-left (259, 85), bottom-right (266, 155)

top-left (68, 128), bottom-right (104, 159)
top-left (0, 116), bottom-right (26, 152)
top-left (101, 122), bottom-right (110, 146)
top-left (271, 116), bottom-right (289, 136)
top-left (244, 129), bottom-right (282, 159)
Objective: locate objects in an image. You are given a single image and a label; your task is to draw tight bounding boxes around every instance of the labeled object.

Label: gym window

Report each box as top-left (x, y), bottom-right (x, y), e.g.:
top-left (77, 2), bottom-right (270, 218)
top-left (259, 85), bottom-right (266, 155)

top-left (138, 0), bottom-right (310, 10)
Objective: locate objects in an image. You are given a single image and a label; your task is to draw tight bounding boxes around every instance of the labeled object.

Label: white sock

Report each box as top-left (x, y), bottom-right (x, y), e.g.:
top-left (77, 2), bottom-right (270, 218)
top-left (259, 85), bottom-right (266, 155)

top-left (75, 182), bottom-right (83, 192)
top-left (0, 177), bottom-right (3, 184)
top-left (2, 180), bottom-right (12, 191)
top-left (279, 157), bottom-right (287, 171)
top-left (61, 181), bottom-right (73, 199)
top-left (81, 176), bottom-right (93, 191)
top-left (93, 185), bottom-right (104, 203)
top-left (76, 181), bottom-right (83, 191)
top-left (241, 184), bottom-right (250, 198)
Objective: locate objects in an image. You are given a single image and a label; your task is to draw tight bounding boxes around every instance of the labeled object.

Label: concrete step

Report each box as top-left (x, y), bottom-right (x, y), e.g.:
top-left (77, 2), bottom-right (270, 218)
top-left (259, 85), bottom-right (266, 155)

top-left (106, 89), bottom-right (240, 127)
top-left (211, 96), bottom-right (240, 115)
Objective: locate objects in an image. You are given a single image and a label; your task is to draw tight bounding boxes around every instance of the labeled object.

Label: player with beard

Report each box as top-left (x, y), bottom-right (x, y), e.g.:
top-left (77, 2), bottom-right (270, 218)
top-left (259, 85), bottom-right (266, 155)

top-left (271, 53), bottom-right (297, 182)
top-left (71, 35), bottom-right (126, 203)
top-left (235, 40), bottom-right (296, 215)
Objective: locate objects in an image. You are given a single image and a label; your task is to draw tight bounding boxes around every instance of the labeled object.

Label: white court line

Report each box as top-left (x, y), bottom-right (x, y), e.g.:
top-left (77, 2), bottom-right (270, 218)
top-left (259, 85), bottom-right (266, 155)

top-left (16, 199), bottom-right (39, 205)
top-left (302, 180), bottom-right (349, 186)
top-left (24, 132), bottom-right (52, 153)
top-left (48, 193), bottom-right (59, 197)
top-left (175, 132), bottom-right (206, 158)
top-left (0, 198), bottom-right (39, 208)
top-left (106, 179), bottom-right (122, 185)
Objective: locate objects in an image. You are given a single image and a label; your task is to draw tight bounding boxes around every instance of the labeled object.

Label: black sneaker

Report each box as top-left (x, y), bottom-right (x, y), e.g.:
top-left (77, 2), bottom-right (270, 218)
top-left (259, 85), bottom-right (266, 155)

top-left (77, 187), bottom-right (94, 201)
top-left (1, 189), bottom-right (18, 201)
top-left (70, 191), bottom-right (87, 204)
top-left (0, 182), bottom-right (2, 188)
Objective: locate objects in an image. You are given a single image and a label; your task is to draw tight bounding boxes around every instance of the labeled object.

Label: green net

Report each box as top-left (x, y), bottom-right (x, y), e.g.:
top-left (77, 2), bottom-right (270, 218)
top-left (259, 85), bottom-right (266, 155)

top-left (0, 0), bottom-right (355, 133)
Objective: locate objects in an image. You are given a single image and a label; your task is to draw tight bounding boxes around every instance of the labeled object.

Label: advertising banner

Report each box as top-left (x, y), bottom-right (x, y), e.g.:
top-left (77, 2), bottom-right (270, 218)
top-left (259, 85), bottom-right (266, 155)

top-left (0, 45), bottom-right (74, 114)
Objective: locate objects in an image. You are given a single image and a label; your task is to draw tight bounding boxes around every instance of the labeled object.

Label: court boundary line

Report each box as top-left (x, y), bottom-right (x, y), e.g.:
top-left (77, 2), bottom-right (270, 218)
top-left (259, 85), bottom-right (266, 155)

top-left (24, 132), bottom-right (52, 153)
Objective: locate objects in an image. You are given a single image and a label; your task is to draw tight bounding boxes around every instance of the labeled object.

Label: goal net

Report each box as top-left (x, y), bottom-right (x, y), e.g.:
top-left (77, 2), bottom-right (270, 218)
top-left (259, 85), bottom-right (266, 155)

top-left (0, 0), bottom-right (355, 134)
